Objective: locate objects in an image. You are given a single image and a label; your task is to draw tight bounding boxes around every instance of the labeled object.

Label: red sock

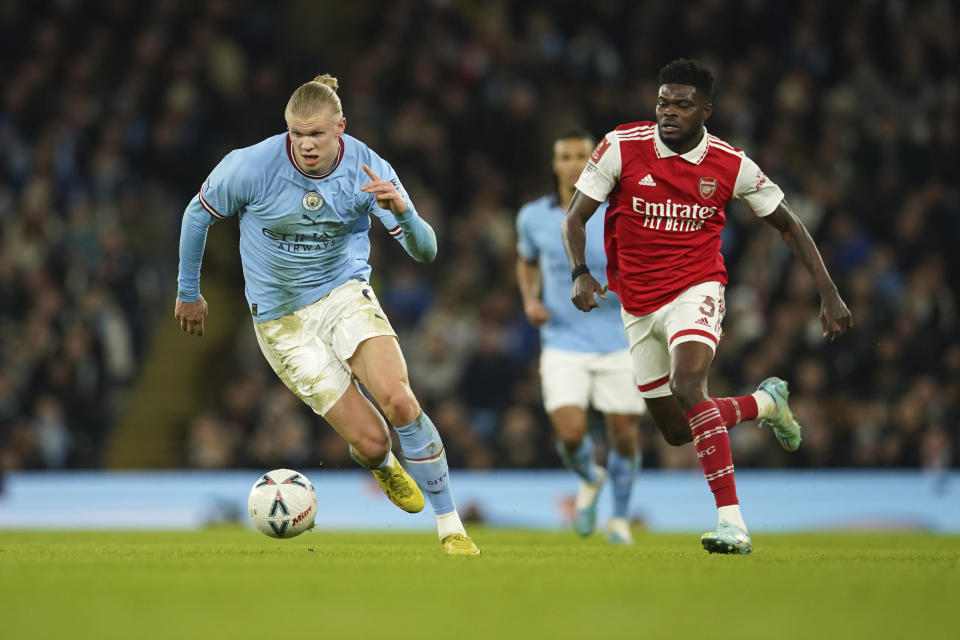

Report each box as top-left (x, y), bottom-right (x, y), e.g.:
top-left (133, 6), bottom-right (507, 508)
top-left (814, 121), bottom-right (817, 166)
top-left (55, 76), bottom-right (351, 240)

top-left (712, 395), bottom-right (758, 429)
top-left (685, 399), bottom-right (739, 508)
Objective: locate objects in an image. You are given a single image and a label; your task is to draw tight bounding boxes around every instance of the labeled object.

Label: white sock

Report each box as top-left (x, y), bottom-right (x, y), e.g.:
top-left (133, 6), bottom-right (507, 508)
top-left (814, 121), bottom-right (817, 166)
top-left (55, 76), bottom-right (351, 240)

top-left (717, 504), bottom-right (748, 532)
top-left (376, 450), bottom-right (397, 470)
top-left (752, 389), bottom-right (777, 420)
top-left (436, 509), bottom-right (467, 540)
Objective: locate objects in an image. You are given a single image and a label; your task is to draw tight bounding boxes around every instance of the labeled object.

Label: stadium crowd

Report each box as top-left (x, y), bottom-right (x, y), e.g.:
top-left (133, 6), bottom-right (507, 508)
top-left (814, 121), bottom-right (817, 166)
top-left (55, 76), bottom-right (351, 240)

top-left (1, 0), bottom-right (957, 473)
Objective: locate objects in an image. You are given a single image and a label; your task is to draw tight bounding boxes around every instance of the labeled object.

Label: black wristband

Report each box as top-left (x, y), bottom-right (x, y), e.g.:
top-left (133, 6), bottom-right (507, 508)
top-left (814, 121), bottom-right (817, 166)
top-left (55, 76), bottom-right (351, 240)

top-left (571, 264), bottom-right (590, 282)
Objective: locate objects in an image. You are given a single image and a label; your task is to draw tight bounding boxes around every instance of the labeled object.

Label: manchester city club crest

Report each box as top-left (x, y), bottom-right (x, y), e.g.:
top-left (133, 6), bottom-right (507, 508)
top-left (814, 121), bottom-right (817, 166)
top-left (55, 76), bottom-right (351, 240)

top-left (698, 177), bottom-right (717, 199)
top-left (302, 191), bottom-right (323, 210)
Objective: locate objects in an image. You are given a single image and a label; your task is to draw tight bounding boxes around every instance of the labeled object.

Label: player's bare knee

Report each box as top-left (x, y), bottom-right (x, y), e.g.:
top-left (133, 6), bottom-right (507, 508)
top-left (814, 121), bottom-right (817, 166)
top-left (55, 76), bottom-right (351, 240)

top-left (663, 425), bottom-right (692, 446)
top-left (668, 375), bottom-right (705, 412)
top-left (379, 385), bottom-right (420, 427)
top-left (557, 431), bottom-right (586, 453)
top-left (353, 432), bottom-right (391, 464)
top-left (606, 419), bottom-right (638, 454)
top-left (611, 432), bottom-right (638, 455)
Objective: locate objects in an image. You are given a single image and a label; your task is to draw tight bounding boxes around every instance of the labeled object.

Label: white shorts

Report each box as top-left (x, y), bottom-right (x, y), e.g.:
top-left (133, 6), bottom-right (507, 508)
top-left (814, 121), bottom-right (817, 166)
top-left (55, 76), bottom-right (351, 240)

top-left (253, 280), bottom-right (396, 416)
top-left (539, 348), bottom-right (646, 415)
top-left (621, 281), bottom-right (725, 399)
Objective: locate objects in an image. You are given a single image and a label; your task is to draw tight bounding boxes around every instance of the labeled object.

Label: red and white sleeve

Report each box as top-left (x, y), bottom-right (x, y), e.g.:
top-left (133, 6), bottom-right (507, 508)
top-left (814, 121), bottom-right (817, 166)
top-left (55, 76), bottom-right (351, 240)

top-left (733, 154), bottom-right (785, 217)
top-left (574, 131), bottom-right (621, 203)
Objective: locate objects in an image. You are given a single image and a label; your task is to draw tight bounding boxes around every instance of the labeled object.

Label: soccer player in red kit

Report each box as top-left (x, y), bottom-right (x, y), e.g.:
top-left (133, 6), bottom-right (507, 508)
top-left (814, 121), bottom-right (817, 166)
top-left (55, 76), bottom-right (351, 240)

top-left (561, 59), bottom-right (853, 554)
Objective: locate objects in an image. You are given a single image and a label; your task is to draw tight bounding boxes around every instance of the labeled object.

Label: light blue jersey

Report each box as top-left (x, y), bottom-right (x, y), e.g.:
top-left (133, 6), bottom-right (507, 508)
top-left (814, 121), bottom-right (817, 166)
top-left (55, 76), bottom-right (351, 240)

top-left (516, 195), bottom-right (627, 353)
top-left (177, 133), bottom-right (436, 322)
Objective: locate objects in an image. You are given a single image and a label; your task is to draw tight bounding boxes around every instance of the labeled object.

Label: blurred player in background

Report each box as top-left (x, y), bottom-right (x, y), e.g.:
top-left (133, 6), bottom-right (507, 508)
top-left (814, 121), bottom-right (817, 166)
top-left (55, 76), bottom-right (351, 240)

top-left (516, 129), bottom-right (644, 545)
top-left (175, 74), bottom-right (479, 555)
top-left (562, 59), bottom-right (853, 554)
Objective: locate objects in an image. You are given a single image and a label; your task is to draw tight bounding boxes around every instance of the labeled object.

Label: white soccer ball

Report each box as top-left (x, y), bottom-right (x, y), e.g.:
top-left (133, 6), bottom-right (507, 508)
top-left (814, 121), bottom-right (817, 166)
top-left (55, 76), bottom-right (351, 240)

top-left (247, 468), bottom-right (318, 539)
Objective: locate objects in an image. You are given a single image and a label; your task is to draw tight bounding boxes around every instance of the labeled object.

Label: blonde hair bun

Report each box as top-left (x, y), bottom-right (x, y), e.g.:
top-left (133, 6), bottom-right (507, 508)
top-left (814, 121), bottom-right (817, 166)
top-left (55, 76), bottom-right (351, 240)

top-left (312, 74), bottom-right (339, 91)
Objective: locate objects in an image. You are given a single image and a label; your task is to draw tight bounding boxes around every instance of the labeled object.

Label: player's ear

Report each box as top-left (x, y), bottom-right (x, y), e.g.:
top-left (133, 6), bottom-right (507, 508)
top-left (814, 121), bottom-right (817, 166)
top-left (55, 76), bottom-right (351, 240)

top-left (702, 102), bottom-right (713, 121)
top-left (337, 117), bottom-right (346, 135)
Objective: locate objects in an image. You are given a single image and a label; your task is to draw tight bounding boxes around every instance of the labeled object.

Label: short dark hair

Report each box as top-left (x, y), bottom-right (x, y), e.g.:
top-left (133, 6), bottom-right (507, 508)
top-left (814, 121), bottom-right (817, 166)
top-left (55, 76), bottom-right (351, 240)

top-left (554, 127), bottom-right (594, 144)
top-left (657, 59), bottom-right (714, 99)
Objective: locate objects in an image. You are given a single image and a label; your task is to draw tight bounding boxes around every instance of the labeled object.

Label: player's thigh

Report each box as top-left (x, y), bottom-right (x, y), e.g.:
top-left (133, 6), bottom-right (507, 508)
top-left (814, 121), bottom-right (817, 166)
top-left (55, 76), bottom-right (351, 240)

top-left (589, 349), bottom-right (647, 415)
top-left (621, 307), bottom-right (672, 399)
top-left (662, 281), bottom-right (724, 359)
top-left (253, 315), bottom-right (352, 416)
top-left (322, 380), bottom-right (391, 446)
top-left (348, 334), bottom-right (410, 396)
top-left (539, 349), bottom-right (591, 414)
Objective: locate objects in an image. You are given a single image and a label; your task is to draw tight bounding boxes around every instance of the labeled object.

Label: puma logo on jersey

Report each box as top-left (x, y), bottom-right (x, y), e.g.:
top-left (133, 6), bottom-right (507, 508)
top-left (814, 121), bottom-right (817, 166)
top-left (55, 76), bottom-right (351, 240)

top-left (639, 174), bottom-right (657, 186)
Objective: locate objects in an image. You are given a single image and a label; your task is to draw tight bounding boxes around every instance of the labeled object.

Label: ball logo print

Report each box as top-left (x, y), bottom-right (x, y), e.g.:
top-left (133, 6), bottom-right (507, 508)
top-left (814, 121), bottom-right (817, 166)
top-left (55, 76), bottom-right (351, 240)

top-left (302, 191), bottom-right (323, 211)
top-left (248, 468), bottom-right (318, 539)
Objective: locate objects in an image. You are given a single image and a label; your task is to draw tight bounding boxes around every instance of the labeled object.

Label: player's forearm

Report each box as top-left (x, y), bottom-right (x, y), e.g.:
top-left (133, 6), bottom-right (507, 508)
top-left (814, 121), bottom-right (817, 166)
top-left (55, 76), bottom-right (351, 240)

top-left (562, 191), bottom-right (601, 271)
top-left (515, 259), bottom-right (542, 306)
top-left (177, 202), bottom-right (214, 301)
top-left (394, 208), bottom-right (438, 263)
top-left (562, 215), bottom-right (588, 270)
top-left (779, 208), bottom-right (837, 296)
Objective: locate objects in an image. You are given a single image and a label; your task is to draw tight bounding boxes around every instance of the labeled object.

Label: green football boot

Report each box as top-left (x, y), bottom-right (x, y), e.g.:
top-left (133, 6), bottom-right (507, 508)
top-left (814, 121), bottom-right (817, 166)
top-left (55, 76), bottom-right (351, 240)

top-left (757, 376), bottom-right (802, 452)
top-left (701, 520), bottom-right (753, 554)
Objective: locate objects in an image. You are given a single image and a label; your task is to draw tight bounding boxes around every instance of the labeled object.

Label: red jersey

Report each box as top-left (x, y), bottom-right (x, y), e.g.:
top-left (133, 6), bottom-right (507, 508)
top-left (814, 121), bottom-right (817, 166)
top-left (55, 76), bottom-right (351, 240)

top-left (575, 121), bottom-right (784, 315)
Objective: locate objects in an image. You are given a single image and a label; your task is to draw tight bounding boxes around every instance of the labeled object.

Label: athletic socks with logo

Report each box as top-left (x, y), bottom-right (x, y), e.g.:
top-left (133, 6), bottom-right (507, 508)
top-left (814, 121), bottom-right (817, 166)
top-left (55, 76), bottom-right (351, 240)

top-left (556, 434), bottom-right (600, 483)
top-left (685, 399), bottom-right (739, 509)
top-left (607, 450), bottom-right (640, 519)
top-left (395, 411), bottom-right (455, 515)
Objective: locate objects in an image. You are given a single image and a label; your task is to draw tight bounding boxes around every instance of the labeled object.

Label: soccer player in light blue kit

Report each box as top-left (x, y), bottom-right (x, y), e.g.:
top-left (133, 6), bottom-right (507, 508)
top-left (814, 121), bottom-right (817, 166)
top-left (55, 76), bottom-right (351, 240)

top-left (175, 74), bottom-right (479, 555)
top-left (516, 129), bottom-right (645, 544)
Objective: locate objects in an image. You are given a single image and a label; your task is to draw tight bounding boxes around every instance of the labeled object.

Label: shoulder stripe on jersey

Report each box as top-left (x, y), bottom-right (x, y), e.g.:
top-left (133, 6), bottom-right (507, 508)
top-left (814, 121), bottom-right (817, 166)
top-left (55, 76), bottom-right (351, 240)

top-left (619, 132), bottom-right (655, 139)
top-left (198, 183), bottom-right (225, 219)
top-left (707, 140), bottom-right (743, 158)
top-left (619, 134), bottom-right (655, 142)
top-left (286, 134), bottom-right (345, 179)
top-left (388, 225), bottom-right (402, 237)
top-left (618, 124), bottom-right (655, 136)
top-left (707, 136), bottom-right (742, 155)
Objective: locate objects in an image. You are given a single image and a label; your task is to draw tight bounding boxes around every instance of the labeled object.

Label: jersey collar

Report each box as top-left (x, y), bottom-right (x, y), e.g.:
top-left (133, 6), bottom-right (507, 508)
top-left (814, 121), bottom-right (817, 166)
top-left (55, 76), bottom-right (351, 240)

top-left (653, 125), bottom-right (710, 165)
top-left (286, 134), bottom-right (345, 179)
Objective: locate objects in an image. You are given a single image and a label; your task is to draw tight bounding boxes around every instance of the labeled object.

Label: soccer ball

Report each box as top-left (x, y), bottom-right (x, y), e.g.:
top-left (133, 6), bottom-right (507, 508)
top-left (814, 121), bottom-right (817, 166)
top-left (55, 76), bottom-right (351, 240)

top-left (247, 468), bottom-right (318, 539)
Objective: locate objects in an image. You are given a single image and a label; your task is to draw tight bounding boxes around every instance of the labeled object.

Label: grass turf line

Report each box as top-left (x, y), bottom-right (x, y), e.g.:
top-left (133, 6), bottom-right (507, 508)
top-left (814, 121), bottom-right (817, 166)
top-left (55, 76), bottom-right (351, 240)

top-left (0, 528), bottom-right (956, 639)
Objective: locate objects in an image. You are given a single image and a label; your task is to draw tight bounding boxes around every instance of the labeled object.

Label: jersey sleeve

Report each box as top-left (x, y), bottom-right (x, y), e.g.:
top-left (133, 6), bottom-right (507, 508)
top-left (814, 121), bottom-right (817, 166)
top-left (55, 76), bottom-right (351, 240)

top-left (196, 150), bottom-right (259, 220)
top-left (515, 204), bottom-right (538, 261)
top-left (177, 152), bottom-right (259, 301)
top-left (733, 154), bottom-right (784, 217)
top-left (366, 155), bottom-right (437, 263)
top-left (574, 131), bottom-right (621, 202)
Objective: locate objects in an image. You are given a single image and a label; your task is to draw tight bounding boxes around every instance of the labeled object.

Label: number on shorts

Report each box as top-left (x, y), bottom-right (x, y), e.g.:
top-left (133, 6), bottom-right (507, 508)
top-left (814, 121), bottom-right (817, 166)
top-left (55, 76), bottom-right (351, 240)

top-left (699, 296), bottom-right (716, 317)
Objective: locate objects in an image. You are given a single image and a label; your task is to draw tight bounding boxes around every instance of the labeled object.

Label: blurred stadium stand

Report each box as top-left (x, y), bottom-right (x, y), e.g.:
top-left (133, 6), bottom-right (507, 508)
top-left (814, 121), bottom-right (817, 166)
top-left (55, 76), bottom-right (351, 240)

top-left (0, 0), bottom-right (957, 474)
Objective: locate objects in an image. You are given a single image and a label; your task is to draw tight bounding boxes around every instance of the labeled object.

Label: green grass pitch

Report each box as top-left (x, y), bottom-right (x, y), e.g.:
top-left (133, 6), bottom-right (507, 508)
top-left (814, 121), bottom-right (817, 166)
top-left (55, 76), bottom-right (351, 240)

top-left (1, 528), bottom-right (956, 639)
